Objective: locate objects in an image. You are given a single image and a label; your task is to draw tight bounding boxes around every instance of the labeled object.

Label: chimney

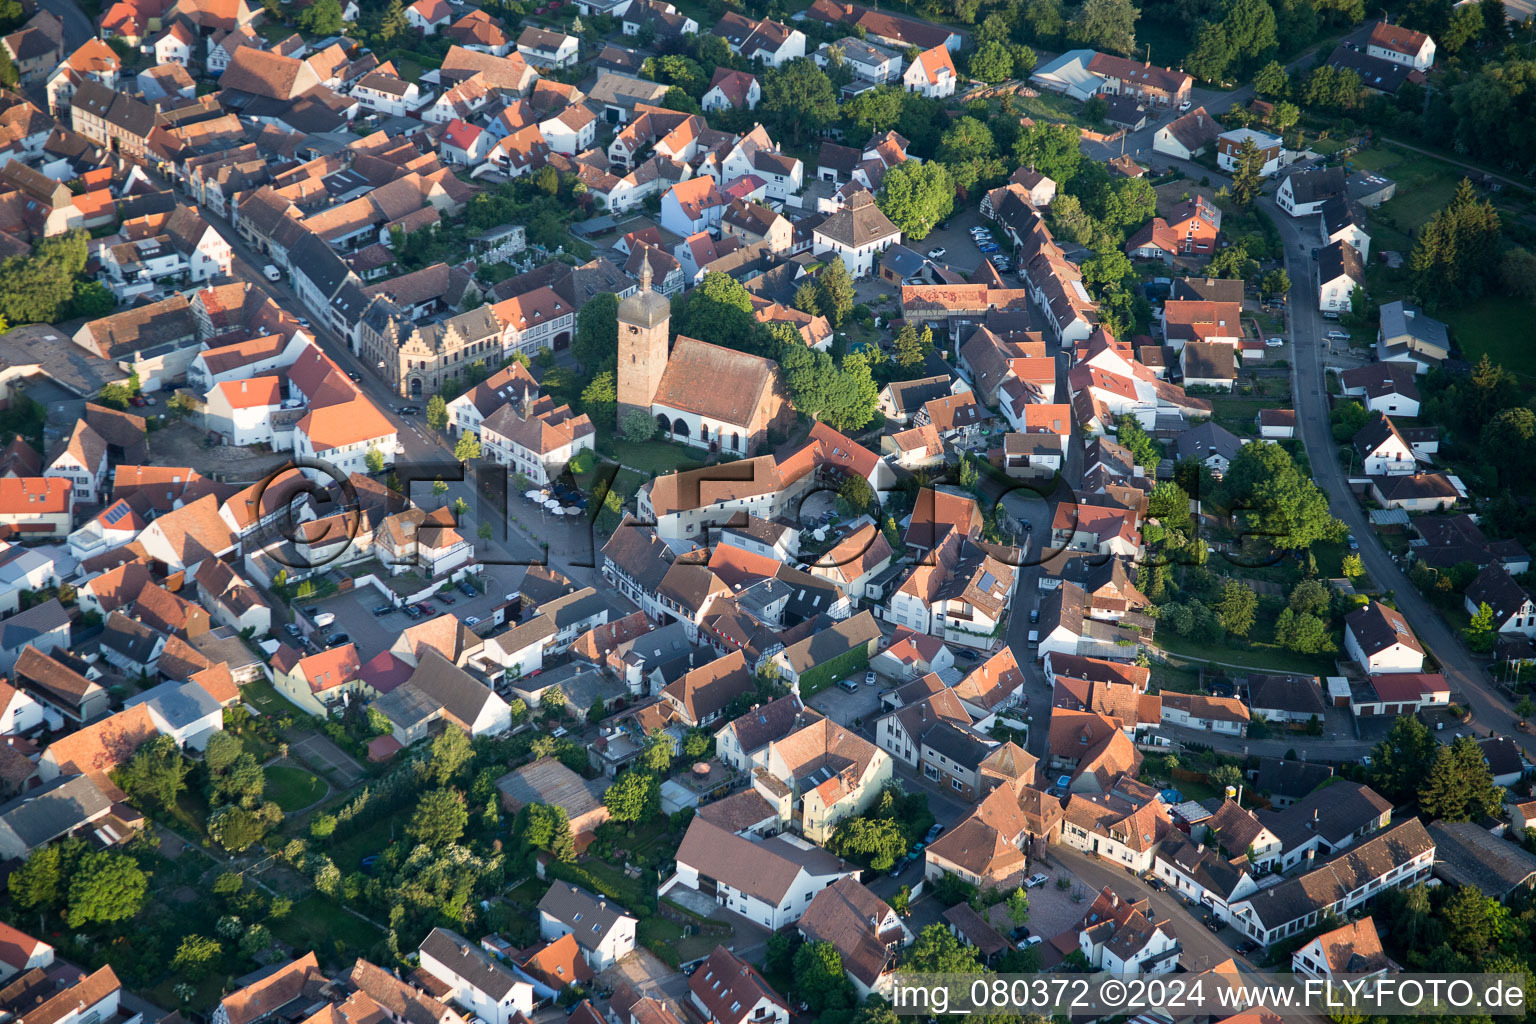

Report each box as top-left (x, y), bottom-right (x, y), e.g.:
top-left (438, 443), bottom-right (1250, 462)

top-left (1196, 115), bottom-right (1203, 127)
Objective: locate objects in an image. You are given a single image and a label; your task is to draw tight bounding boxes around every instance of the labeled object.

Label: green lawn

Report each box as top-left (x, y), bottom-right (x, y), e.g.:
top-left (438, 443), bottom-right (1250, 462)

top-left (1155, 632), bottom-right (1337, 677)
top-left (265, 765), bottom-right (328, 812)
top-left (1210, 396), bottom-right (1283, 436)
top-left (595, 424), bottom-right (706, 476)
top-left (244, 678), bottom-right (297, 717)
top-left (1148, 661), bottom-right (1202, 694)
top-left (1441, 296), bottom-right (1536, 381)
top-left (270, 895), bottom-right (385, 966)
top-left (327, 815), bottom-right (399, 872)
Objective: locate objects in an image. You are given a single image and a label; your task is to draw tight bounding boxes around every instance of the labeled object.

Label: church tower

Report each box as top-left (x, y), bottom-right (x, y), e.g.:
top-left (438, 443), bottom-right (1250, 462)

top-left (616, 258), bottom-right (671, 430)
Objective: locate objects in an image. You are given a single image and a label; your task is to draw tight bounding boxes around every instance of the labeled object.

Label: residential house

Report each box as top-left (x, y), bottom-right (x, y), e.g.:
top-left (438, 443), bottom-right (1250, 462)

top-left (1216, 128), bottom-right (1284, 176)
top-left (664, 816), bottom-right (856, 929)
top-left (1376, 300), bottom-right (1449, 371)
top-left (1068, 885), bottom-right (1181, 974)
top-left (714, 13), bottom-right (805, 67)
top-left (687, 946), bottom-right (788, 1024)
top-left (1318, 240), bottom-right (1364, 313)
top-left (537, 882), bottom-right (638, 971)
top-left (812, 190), bottom-right (901, 278)
top-left (902, 45), bottom-right (955, 98)
top-left (797, 877), bottom-right (909, 999)
top-left (1153, 107), bottom-right (1221, 160)
top-left (1465, 564), bottom-right (1536, 638)
top-left (417, 928), bottom-right (534, 1024)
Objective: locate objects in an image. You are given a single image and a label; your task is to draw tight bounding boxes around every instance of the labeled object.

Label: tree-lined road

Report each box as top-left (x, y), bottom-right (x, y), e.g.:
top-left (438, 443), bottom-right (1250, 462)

top-left (1265, 197), bottom-right (1529, 759)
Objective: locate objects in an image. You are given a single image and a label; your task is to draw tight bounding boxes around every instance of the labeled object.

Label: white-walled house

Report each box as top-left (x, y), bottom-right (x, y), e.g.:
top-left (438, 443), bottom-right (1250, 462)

top-left (903, 45), bottom-right (955, 98)
top-left (1319, 240), bottom-right (1363, 313)
top-left (812, 190), bottom-right (901, 278)
top-left (1366, 22), bottom-right (1435, 70)
top-left (418, 928), bottom-right (534, 1024)
top-left (1345, 602), bottom-right (1425, 675)
top-left (664, 817), bottom-right (856, 931)
top-left (204, 377), bottom-right (284, 447)
top-left (1464, 564), bottom-right (1536, 638)
top-left (537, 883), bottom-right (638, 972)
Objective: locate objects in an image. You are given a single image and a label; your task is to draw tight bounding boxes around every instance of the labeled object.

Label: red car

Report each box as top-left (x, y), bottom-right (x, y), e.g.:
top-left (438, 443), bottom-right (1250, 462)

top-left (129, 395), bottom-right (147, 407)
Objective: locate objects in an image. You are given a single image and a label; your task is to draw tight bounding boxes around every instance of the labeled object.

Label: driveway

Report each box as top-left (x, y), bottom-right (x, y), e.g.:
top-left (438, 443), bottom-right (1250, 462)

top-left (599, 950), bottom-right (690, 1008)
top-left (804, 677), bottom-right (883, 727)
top-left (1263, 198), bottom-right (1527, 759)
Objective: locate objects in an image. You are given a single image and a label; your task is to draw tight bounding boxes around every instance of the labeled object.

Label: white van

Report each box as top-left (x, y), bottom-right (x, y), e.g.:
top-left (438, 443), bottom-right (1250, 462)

top-left (312, 611), bottom-right (336, 628)
top-left (1027, 630), bottom-right (1040, 648)
top-left (263, 264), bottom-right (281, 282)
top-left (837, 678), bottom-right (859, 693)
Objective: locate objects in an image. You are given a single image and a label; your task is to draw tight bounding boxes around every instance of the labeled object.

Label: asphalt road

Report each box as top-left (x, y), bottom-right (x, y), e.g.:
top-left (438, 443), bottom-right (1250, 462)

top-left (1265, 197), bottom-right (1529, 758)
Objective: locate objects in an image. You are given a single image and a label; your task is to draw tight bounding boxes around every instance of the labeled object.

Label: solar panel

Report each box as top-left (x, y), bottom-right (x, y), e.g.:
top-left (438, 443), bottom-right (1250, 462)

top-left (102, 503), bottom-right (130, 525)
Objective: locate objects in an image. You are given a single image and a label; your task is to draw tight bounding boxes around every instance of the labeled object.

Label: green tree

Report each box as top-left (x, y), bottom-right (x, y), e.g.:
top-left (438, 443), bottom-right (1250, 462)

top-left (408, 788), bottom-right (469, 847)
top-left (1116, 417), bottom-right (1161, 469)
top-left (115, 734), bottom-right (190, 811)
top-left (1410, 178), bottom-right (1502, 309)
top-left (1207, 243), bottom-right (1260, 280)
top-left (904, 923), bottom-right (982, 973)
top-left (1480, 407), bottom-right (1536, 489)
top-left (1253, 59), bottom-right (1289, 97)
top-left (794, 941), bottom-right (851, 1012)
top-left (893, 324), bottom-right (927, 368)
top-left (378, 0), bottom-right (408, 39)
top-left (426, 395), bottom-right (448, 430)
top-left (454, 431), bottom-right (482, 461)
top-left (68, 850), bottom-right (147, 924)
top-left (1273, 607), bottom-right (1335, 653)
top-left (817, 258), bottom-right (856, 327)
top-left (829, 815), bottom-right (907, 870)
top-left (1260, 268), bottom-right (1291, 298)
top-left (793, 279), bottom-right (823, 316)
top-left (0, 45), bottom-right (16, 88)
top-left (428, 727), bottom-right (473, 786)
top-left (1331, 399), bottom-right (1369, 441)
top-left (842, 85), bottom-right (906, 136)
top-left (1068, 0), bottom-right (1139, 52)
top-left (517, 803), bottom-right (575, 862)
top-left (541, 687), bottom-right (567, 715)
top-left (573, 291), bottom-right (618, 373)
top-left (1015, 121), bottom-right (1082, 183)
top-left (365, 448), bottom-right (386, 473)
top-left (1006, 887), bottom-right (1031, 924)
top-left (969, 39), bottom-right (1015, 81)
top-left (1186, 22), bottom-right (1236, 80)
top-left (1465, 601), bottom-right (1497, 653)
top-left (172, 935), bottom-right (223, 981)
top-left (620, 408), bottom-right (656, 443)
top-left (298, 0), bottom-right (343, 33)
top-left (604, 770), bottom-right (661, 822)
top-left (1368, 714), bottom-right (1437, 802)
top-left (581, 371), bottom-right (617, 423)
top-left (1288, 578), bottom-right (1331, 617)
top-left (1211, 763), bottom-right (1243, 791)
top-left (10, 844), bottom-right (63, 914)
top-left (1342, 553), bottom-right (1364, 579)
top-left (676, 271), bottom-right (762, 349)
top-left (1215, 579), bottom-right (1258, 636)
top-left (638, 730), bottom-right (675, 774)
top-left (938, 115), bottom-right (1001, 193)
top-left (1146, 480), bottom-right (1191, 531)
top-left (1230, 137), bottom-right (1266, 207)
top-left (1419, 734), bottom-right (1505, 821)
top-left (877, 161), bottom-right (954, 240)
top-left (761, 58), bottom-right (839, 145)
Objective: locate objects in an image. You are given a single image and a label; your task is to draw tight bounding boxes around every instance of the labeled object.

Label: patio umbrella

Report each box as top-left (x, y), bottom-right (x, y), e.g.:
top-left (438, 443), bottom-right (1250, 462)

top-left (544, 499), bottom-right (561, 510)
top-left (524, 490), bottom-right (542, 501)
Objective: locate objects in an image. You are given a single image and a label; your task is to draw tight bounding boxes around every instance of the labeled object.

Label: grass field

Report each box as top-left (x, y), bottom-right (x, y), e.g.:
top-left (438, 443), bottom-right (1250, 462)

top-left (1348, 145), bottom-right (1466, 233)
top-left (1210, 396), bottom-right (1284, 437)
top-left (265, 765), bottom-right (328, 812)
top-left (1156, 631), bottom-right (1337, 677)
top-left (271, 895), bottom-right (384, 965)
top-left (1441, 296), bottom-right (1536, 381)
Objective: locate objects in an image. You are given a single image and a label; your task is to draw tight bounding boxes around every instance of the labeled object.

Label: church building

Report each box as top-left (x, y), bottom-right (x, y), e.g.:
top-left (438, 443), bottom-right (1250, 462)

top-left (617, 261), bottom-right (792, 456)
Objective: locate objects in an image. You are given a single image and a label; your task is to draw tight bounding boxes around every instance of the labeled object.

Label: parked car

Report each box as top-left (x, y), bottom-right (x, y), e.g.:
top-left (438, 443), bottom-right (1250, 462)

top-left (1322, 310), bottom-right (1341, 320)
top-left (458, 581), bottom-right (476, 597)
top-left (416, 602), bottom-right (436, 614)
top-left (1235, 940), bottom-right (1260, 956)
top-left (1266, 337), bottom-right (1284, 347)
top-left (924, 823), bottom-right (945, 843)
top-left (927, 247), bottom-right (946, 259)
top-left (312, 611), bottom-right (336, 628)
top-left (263, 264), bottom-right (282, 282)
top-left (1178, 100), bottom-right (1192, 112)
top-left (1347, 533), bottom-right (1359, 550)
top-left (1025, 873), bottom-right (1049, 888)
top-left (398, 405), bottom-right (421, 415)
top-left (404, 605), bottom-right (423, 620)
top-left (284, 623), bottom-right (302, 638)
top-left (465, 616), bottom-right (481, 626)
top-left (372, 604), bottom-right (393, 615)
top-left (864, 670), bottom-right (877, 686)
top-left (1327, 329), bottom-right (1350, 341)
top-left (347, 371), bottom-right (362, 382)
top-left (438, 593), bottom-right (456, 605)
top-left (1029, 608), bottom-right (1040, 624)
top-left (1018, 935), bottom-right (1043, 949)
top-left (324, 632), bottom-right (350, 647)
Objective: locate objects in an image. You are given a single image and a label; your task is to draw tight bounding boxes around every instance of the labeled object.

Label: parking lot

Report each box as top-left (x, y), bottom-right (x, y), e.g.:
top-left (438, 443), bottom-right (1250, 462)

top-left (805, 672), bottom-right (884, 726)
top-left (914, 206), bottom-right (1014, 279)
